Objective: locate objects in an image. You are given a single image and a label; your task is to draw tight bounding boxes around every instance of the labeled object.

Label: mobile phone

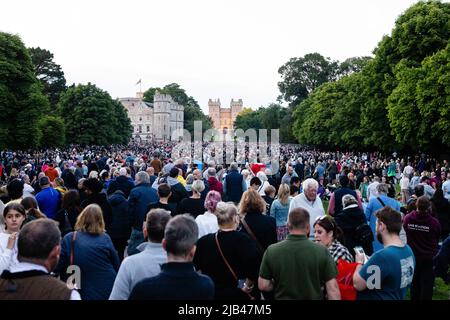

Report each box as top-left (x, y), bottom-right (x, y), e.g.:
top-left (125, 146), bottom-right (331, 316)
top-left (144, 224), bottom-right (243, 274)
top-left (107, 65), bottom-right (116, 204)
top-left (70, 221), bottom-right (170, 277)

top-left (354, 246), bottom-right (368, 264)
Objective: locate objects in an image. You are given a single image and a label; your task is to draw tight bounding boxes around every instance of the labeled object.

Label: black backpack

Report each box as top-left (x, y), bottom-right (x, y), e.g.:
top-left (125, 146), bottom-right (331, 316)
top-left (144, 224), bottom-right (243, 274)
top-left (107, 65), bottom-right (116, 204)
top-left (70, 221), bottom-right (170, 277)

top-left (354, 223), bottom-right (374, 244)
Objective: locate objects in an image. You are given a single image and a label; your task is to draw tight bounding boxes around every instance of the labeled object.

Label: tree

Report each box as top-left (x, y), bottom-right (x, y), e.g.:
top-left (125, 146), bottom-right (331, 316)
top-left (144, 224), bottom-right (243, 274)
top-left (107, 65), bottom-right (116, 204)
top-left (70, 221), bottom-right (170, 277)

top-left (29, 47), bottom-right (66, 107)
top-left (234, 108), bottom-right (263, 133)
top-left (387, 44), bottom-right (450, 152)
top-left (416, 44), bottom-right (450, 149)
top-left (183, 104), bottom-right (213, 134)
top-left (0, 32), bottom-right (49, 149)
top-left (37, 115), bottom-right (65, 148)
top-left (278, 52), bottom-right (339, 106)
top-left (57, 83), bottom-right (131, 145)
top-left (338, 56), bottom-right (372, 78)
top-left (112, 99), bottom-right (133, 145)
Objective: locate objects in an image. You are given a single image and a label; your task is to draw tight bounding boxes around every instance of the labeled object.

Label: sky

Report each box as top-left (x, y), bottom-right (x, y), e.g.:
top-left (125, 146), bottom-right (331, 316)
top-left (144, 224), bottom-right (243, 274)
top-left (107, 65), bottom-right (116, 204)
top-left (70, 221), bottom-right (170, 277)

top-left (1, 0), bottom-right (423, 113)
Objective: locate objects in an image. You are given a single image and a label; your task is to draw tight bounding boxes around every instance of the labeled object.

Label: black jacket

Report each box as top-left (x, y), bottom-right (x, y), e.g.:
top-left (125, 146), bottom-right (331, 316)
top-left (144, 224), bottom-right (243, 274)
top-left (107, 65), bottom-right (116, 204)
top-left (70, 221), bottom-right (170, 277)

top-left (108, 191), bottom-right (132, 240)
top-left (81, 192), bottom-right (113, 232)
top-left (107, 175), bottom-right (134, 198)
top-left (335, 205), bottom-right (373, 256)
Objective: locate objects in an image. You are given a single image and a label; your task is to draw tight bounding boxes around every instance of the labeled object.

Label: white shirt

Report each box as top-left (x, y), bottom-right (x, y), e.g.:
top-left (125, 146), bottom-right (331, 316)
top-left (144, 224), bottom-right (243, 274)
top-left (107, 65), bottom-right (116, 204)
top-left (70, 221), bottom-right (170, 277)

top-left (367, 181), bottom-right (380, 200)
top-left (289, 193), bottom-right (325, 238)
top-left (10, 261), bottom-right (81, 300)
top-left (400, 177), bottom-right (410, 190)
top-left (196, 211), bottom-right (219, 239)
top-left (403, 165), bottom-right (414, 176)
top-left (23, 183), bottom-right (35, 198)
top-left (0, 232), bottom-right (19, 275)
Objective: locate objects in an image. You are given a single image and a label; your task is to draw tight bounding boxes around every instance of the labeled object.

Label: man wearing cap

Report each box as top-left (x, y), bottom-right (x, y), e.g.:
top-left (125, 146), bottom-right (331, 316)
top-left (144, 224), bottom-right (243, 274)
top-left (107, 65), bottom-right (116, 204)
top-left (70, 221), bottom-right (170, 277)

top-left (35, 176), bottom-right (61, 220)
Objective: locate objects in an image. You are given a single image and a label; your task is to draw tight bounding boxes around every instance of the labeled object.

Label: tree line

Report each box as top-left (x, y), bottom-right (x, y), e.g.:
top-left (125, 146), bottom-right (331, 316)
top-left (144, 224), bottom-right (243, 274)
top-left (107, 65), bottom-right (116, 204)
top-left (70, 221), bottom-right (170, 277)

top-left (0, 35), bottom-right (133, 149)
top-left (235, 0), bottom-right (449, 154)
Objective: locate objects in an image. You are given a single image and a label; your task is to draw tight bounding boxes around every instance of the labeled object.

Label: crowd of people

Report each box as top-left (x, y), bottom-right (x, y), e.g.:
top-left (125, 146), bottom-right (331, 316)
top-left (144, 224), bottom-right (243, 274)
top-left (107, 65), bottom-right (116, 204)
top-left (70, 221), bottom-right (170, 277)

top-left (0, 142), bottom-right (449, 300)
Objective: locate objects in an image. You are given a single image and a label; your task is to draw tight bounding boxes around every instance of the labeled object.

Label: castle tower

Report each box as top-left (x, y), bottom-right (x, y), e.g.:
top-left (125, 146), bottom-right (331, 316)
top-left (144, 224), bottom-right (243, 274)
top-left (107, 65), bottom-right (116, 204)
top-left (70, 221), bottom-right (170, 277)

top-left (230, 99), bottom-right (243, 129)
top-left (153, 91), bottom-right (172, 141)
top-left (208, 98), bottom-right (221, 129)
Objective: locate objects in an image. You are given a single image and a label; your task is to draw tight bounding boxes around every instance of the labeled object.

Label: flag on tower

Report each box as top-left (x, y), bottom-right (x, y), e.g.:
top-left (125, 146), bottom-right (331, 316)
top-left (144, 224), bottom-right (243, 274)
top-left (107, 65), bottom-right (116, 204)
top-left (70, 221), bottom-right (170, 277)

top-left (135, 79), bottom-right (141, 85)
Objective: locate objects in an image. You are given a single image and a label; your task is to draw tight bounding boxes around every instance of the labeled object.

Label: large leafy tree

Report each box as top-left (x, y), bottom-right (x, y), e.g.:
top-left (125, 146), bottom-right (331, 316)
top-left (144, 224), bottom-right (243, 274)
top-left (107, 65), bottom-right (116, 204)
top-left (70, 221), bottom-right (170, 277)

top-left (37, 115), bottom-right (66, 148)
top-left (29, 47), bottom-right (66, 107)
top-left (388, 44), bottom-right (450, 152)
top-left (57, 83), bottom-right (131, 145)
top-left (234, 108), bottom-right (263, 133)
top-left (338, 56), bottom-right (372, 78)
top-left (0, 32), bottom-right (49, 149)
top-left (278, 52), bottom-right (339, 107)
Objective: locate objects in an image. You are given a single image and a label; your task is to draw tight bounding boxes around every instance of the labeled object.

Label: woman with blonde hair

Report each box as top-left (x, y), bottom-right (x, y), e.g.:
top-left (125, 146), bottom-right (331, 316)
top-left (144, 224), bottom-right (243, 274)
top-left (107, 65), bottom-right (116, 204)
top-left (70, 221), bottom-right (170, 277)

top-left (54, 177), bottom-right (68, 195)
top-left (269, 183), bottom-right (292, 241)
top-left (55, 204), bottom-right (119, 300)
top-left (238, 189), bottom-right (277, 252)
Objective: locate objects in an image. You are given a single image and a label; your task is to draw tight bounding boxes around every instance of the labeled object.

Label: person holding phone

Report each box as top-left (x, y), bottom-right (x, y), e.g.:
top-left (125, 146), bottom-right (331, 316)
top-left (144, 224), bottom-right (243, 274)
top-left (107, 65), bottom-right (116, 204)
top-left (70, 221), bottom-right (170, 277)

top-left (314, 215), bottom-right (354, 264)
top-left (353, 206), bottom-right (415, 300)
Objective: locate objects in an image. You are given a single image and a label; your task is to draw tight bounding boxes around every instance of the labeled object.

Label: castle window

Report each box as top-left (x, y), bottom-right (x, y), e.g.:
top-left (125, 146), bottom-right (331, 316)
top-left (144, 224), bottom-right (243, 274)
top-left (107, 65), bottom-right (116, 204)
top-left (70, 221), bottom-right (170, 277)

top-left (139, 117), bottom-right (142, 122)
top-left (139, 125), bottom-right (142, 133)
top-left (147, 126), bottom-right (150, 132)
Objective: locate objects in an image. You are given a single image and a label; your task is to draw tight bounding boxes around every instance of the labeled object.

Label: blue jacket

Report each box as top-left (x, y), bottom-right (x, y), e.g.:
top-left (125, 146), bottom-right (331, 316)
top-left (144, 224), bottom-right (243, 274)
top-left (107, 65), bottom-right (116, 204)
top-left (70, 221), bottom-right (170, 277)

top-left (128, 183), bottom-right (159, 230)
top-left (55, 231), bottom-right (120, 300)
top-left (365, 195), bottom-right (401, 252)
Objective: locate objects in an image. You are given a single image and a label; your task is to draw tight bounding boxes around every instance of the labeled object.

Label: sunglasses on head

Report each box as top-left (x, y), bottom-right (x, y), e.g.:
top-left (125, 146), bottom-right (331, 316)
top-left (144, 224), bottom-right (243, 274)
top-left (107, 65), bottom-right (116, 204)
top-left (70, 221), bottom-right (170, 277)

top-left (315, 215), bottom-right (335, 228)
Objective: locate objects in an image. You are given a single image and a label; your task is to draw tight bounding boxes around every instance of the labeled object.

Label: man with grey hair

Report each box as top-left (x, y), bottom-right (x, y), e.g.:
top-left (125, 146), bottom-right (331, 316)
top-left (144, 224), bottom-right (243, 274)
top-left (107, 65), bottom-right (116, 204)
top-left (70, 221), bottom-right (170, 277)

top-left (289, 178), bottom-right (325, 238)
top-left (206, 167), bottom-right (223, 196)
top-left (127, 171), bottom-right (159, 256)
top-left (107, 166), bottom-right (134, 198)
top-left (203, 160), bottom-right (216, 180)
top-left (129, 214), bottom-right (214, 300)
top-left (364, 183), bottom-right (402, 252)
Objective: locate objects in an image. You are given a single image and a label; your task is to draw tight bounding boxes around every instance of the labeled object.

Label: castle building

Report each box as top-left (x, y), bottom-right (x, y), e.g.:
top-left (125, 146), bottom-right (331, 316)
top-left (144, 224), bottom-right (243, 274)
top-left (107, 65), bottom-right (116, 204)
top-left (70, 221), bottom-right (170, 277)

top-left (119, 92), bottom-right (184, 142)
top-left (208, 98), bottom-right (243, 132)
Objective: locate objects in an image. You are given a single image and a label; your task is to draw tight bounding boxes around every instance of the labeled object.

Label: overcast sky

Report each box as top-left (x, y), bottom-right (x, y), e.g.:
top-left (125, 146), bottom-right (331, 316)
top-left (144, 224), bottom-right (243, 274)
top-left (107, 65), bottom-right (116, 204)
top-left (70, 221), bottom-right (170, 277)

top-left (1, 0), bottom-right (422, 113)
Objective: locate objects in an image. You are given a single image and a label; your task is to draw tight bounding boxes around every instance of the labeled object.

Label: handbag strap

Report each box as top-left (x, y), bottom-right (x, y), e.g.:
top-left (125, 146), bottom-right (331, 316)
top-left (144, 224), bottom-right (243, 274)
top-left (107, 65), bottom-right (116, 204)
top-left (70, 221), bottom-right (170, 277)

top-left (70, 231), bottom-right (77, 266)
top-left (214, 232), bottom-right (238, 281)
top-left (241, 218), bottom-right (264, 253)
top-left (377, 197), bottom-right (386, 207)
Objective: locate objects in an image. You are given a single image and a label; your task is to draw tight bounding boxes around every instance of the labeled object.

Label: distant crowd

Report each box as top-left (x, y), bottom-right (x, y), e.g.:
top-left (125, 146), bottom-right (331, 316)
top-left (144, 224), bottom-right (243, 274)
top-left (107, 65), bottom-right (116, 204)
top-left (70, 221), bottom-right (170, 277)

top-left (0, 142), bottom-right (449, 300)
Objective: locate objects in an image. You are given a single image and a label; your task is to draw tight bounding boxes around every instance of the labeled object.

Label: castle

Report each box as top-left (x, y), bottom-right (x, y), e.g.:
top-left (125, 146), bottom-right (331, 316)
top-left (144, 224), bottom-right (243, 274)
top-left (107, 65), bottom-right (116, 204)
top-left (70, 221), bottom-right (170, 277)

top-left (208, 98), bottom-right (243, 132)
top-left (119, 92), bottom-right (184, 142)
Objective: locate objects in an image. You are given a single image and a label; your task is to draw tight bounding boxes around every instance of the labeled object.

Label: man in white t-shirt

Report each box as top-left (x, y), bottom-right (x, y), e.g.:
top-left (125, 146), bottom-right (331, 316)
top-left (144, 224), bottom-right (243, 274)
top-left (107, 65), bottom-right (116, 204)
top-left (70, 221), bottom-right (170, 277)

top-left (289, 178), bottom-right (325, 238)
top-left (399, 174), bottom-right (410, 204)
top-left (367, 176), bottom-right (380, 200)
